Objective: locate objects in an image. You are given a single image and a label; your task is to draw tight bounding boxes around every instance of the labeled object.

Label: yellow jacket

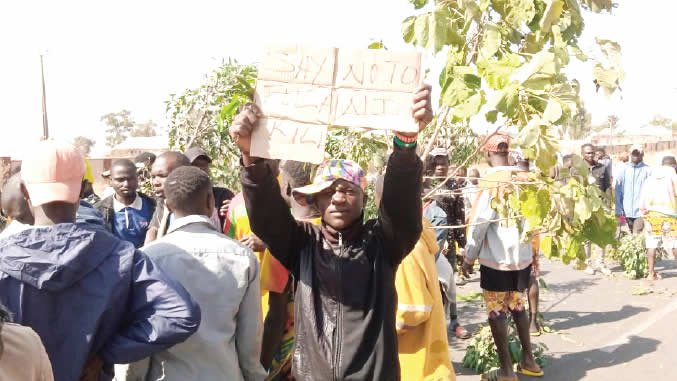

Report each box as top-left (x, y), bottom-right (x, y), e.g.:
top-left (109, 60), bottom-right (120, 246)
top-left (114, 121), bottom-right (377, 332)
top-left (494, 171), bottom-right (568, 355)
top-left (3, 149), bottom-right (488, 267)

top-left (396, 219), bottom-right (455, 381)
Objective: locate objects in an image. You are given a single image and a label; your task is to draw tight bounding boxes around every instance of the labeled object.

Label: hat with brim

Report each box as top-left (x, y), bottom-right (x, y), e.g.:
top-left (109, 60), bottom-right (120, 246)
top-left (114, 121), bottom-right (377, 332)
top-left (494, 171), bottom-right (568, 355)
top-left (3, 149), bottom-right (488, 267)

top-left (24, 180), bottom-right (83, 207)
top-left (21, 140), bottom-right (85, 207)
top-left (292, 159), bottom-right (366, 206)
top-left (429, 147), bottom-right (449, 157)
top-left (482, 132), bottom-right (511, 152)
top-left (184, 146), bottom-right (212, 164)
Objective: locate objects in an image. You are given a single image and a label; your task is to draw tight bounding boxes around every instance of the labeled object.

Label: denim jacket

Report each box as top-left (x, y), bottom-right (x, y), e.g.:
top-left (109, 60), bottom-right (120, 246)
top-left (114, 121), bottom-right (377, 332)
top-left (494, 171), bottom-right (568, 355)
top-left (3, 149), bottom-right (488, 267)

top-left (131, 215), bottom-right (265, 381)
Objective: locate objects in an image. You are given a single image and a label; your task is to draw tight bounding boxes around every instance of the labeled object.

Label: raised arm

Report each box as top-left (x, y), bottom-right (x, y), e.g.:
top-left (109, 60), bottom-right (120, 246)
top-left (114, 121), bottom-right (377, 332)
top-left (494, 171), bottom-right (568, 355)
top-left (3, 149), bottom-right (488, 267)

top-left (232, 105), bottom-right (312, 274)
top-left (378, 84), bottom-right (432, 266)
top-left (378, 143), bottom-right (423, 266)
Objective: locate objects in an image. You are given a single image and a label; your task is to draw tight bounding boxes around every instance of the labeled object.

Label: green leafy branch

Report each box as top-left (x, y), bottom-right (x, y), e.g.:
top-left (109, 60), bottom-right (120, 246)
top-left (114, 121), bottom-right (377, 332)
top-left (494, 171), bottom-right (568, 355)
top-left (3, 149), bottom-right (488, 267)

top-left (166, 59), bottom-right (257, 191)
top-left (402, 0), bottom-right (619, 263)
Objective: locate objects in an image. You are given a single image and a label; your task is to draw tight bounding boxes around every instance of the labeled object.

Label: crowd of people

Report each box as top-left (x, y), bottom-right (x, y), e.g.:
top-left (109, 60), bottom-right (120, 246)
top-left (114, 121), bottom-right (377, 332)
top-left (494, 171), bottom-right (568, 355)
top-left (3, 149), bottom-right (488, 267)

top-left (0, 80), bottom-right (674, 381)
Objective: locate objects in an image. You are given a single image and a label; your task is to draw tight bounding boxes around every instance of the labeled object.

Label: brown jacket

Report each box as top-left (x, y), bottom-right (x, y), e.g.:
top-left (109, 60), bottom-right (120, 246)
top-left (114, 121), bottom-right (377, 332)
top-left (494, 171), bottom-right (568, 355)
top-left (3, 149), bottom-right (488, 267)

top-left (0, 323), bottom-right (54, 381)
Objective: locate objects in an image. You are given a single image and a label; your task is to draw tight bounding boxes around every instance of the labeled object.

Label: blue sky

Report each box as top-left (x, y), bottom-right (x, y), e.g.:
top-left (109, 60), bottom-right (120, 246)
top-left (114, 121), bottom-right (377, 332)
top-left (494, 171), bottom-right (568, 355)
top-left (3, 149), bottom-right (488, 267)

top-left (0, 0), bottom-right (673, 157)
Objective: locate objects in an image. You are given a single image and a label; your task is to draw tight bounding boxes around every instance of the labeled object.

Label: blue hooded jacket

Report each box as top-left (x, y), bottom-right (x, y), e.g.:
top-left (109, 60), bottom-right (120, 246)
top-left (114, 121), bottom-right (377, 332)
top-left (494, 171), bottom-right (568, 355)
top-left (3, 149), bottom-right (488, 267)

top-left (615, 161), bottom-right (651, 218)
top-left (0, 222), bottom-right (201, 381)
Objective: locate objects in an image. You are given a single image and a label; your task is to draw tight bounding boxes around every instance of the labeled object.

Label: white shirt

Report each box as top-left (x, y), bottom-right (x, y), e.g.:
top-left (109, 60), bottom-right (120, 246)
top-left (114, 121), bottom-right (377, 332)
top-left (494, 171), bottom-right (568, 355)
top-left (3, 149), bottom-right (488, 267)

top-left (112, 194), bottom-right (142, 212)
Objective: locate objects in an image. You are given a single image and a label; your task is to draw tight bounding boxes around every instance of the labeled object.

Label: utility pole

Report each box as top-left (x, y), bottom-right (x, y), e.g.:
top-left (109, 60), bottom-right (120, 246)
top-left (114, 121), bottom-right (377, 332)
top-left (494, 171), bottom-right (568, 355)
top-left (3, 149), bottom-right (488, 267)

top-left (40, 54), bottom-right (49, 140)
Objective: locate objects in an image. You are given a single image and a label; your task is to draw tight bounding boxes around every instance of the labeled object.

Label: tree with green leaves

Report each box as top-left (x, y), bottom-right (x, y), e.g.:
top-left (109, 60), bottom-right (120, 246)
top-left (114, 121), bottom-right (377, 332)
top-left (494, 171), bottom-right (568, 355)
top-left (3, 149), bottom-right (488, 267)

top-left (131, 120), bottom-right (158, 137)
top-left (72, 136), bottom-right (96, 156)
top-left (166, 59), bottom-right (257, 190)
top-left (401, 0), bottom-right (620, 264)
top-left (101, 110), bottom-right (134, 148)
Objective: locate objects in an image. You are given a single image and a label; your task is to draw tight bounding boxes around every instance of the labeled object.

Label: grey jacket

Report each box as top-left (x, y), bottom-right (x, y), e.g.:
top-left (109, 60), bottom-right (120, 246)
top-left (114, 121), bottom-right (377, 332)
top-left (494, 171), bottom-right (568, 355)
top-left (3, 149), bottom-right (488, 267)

top-left (126, 215), bottom-right (265, 381)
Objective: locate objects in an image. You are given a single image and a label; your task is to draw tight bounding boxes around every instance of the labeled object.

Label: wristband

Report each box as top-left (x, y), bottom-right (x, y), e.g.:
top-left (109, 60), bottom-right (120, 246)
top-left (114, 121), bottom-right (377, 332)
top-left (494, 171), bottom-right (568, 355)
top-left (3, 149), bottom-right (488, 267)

top-left (394, 136), bottom-right (417, 148)
top-left (394, 132), bottom-right (418, 143)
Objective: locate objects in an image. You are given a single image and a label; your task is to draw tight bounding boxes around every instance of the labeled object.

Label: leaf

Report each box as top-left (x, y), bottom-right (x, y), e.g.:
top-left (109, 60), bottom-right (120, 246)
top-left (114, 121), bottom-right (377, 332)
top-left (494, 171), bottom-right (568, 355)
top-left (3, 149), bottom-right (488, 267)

top-left (493, 82), bottom-right (520, 118)
top-left (402, 16), bottom-right (416, 43)
top-left (492, 0), bottom-right (537, 29)
top-left (453, 92), bottom-right (486, 120)
top-left (442, 76), bottom-right (474, 107)
top-left (551, 25), bottom-right (569, 65)
top-left (414, 14), bottom-right (431, 48)
top-left (409, 0), bottom-right (428, 9)
top-left (404, 10), bottom-right (463, 53)
top-left (570, 45), bottom-right (588, 61)
top-left (564, 238), bottom-right (582, 264)
top-left (368, 41), bottom-right (385, 50)
top-left (480, 24), bottom-right (502, 59)
top-left (486, 110), bottom-right (498, 123)
top-left (540, 0), bottom-right (564, 32)
top-left (523, 32), bottom-right (544, 54)
top-left (535, 133), bottom-right (558, 173)
top-left (458, 292), bottom-right (484, 302)
top-left (478, 54), bottom-right (522, 89)
top-left (574, 197), bottom-right (592, 224)
top-left (516, 119), bottom-right (541, 147)
top-left (584, 0), bottom-right (613, 13)
top-left (543, 99), bottom-right (563, 123)
top-left (511, 51), bottom-right (557, 84)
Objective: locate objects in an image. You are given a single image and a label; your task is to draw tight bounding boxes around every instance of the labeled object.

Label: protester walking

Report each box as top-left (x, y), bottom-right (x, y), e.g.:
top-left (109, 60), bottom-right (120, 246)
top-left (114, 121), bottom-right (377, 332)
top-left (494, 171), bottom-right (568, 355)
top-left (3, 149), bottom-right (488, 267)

top-left (640, 155), bottom-right (677, 280)
top-left (615, 145), bottom-right (651, 234)
top-left (463, 133), bottom-right (543, 381)
top-left (580, 143), bottom-right (612, 275)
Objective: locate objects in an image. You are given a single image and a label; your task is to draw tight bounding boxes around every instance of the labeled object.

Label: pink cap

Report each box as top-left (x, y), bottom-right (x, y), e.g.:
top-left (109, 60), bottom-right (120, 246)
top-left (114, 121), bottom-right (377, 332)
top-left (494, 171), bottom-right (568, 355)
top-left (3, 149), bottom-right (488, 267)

top-left (21, 140), bottom-right (85, 206)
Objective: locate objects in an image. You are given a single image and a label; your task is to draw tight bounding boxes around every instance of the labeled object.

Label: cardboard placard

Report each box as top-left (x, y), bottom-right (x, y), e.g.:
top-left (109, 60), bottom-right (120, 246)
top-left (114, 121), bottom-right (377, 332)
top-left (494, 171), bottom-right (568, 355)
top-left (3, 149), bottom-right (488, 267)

top-left (252, 45), bottom-right (421, 163)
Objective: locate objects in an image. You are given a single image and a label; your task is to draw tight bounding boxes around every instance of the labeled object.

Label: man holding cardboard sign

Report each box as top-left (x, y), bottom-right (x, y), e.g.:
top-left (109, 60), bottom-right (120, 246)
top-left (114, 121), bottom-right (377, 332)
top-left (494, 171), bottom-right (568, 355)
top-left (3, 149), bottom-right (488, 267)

top-left (230, 80), bottom-right (432, 380)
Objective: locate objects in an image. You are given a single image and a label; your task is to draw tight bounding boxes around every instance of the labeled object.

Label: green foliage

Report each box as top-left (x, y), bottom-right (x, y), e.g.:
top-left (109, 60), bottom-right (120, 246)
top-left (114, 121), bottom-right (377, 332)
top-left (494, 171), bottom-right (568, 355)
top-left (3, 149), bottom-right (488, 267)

top-left (615, 234), bottom-right (648, 279)
top-left (463, 323), bottom-right (549, 373)
top-left (402, 0), bottom-right (619, 263)
top-left (73, 136), bottom-right (96, 156)
top-left (166, 59), bottom-right (257, 191)
top-left (130, 120), bottom-right (158, 137)
top-left (101, 110), bottom-right (134, 148)
top-left (420, 119), bottom-right (481, 166)
top-left (324, 129), bottom-right (390, 172)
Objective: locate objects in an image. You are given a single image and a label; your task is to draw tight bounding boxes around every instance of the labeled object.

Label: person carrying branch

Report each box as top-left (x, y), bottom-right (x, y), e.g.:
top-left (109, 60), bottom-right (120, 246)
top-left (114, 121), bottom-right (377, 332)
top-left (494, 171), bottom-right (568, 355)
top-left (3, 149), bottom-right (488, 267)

top-left (462, 133), bottom-right (543, 381)
top-left (229, 84), bottom-right (431, 381)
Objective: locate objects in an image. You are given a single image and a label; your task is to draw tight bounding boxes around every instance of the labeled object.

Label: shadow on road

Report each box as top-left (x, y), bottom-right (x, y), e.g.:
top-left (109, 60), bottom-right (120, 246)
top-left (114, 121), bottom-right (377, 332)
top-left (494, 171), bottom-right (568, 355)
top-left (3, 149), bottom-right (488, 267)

top-left (537, 335), bottom-right (660, 381)
top-left (547, 304), bottom-right (650, 331)
top-left (545, 277), bottom-right (599, 294)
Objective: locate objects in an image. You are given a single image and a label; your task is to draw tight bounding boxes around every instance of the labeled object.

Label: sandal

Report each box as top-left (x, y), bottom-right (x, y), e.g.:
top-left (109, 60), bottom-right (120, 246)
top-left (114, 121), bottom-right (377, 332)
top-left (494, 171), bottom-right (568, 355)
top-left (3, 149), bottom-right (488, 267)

top-left (480, 369), bottom-right (518, 381)
top-left (647, 272), bottom-right (662, 281)
top-left (515, 363), bottom-right (544, 377)
top-left (454, 324), bottom-right (472, 340)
